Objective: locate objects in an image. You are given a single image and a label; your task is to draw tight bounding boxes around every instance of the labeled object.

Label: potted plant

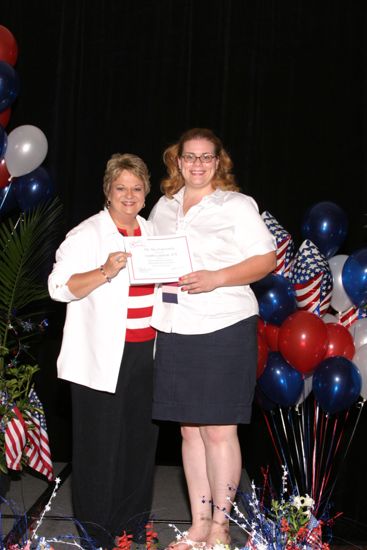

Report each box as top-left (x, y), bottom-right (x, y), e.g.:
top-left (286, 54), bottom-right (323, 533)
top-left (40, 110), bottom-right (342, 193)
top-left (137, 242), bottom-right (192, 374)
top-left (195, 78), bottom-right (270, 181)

top-left (0, 198), bottom-right (63, 491)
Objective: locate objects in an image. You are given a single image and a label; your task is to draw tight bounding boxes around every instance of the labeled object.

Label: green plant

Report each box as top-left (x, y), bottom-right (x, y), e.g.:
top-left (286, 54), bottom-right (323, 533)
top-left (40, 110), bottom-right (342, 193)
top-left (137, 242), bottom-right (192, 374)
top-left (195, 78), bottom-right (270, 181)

top-left (0, 198), bottom-right (63, 474)
top-left (270, 494), bottom-right (315, 543)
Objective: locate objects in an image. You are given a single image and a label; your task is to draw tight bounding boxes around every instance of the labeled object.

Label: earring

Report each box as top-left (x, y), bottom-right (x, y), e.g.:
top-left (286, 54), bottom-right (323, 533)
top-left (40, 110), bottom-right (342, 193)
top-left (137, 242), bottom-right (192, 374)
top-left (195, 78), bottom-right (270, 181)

top-left (106, 199), bottom-right (111, 208)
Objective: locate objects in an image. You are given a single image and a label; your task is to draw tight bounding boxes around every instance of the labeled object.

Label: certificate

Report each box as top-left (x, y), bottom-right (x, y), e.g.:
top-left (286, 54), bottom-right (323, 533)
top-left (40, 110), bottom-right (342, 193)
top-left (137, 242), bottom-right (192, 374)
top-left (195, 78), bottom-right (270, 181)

top-left (124, 235), bottom-right (193, 284)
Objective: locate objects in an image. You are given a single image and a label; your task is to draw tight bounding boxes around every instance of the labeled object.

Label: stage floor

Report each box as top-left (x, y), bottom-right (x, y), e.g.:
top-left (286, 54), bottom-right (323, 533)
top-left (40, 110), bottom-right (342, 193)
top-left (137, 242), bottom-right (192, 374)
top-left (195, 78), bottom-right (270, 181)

top-left (0, 463), bottom-right (365, 549)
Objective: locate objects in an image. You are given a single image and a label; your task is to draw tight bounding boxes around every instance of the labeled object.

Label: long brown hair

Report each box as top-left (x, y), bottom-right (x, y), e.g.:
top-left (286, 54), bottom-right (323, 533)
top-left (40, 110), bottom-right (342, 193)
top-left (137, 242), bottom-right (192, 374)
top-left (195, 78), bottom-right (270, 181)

top-left (161, 128), bottom-right (239, 198)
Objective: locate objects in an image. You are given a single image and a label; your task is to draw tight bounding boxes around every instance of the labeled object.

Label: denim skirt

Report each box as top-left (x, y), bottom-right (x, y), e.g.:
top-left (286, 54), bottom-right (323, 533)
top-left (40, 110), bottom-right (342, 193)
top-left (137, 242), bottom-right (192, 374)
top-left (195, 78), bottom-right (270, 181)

top-left (152, 316), bottom-right (258, 425)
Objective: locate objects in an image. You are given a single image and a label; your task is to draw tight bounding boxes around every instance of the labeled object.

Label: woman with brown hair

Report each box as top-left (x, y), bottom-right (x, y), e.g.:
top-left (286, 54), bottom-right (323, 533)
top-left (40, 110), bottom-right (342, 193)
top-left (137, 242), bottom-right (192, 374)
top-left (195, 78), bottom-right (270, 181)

top-left (149, 128), bottom-right (276, 549)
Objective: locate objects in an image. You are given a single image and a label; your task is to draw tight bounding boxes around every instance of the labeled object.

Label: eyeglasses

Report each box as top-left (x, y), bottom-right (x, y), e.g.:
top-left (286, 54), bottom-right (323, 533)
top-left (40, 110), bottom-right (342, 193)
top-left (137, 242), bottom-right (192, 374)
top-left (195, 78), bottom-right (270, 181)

top-left (181, 153), bottom-right (217, 164)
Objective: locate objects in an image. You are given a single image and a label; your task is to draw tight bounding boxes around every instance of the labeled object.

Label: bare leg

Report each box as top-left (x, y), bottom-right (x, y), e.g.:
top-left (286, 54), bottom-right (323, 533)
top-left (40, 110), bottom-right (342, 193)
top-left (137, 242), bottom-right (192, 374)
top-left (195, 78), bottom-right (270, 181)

top-left (168, 425), bottom-right (212, 548)
top-left (201, 425), bottom-right (241, 546)
top-left (180, 425), bottom-right (213, 542)
top-left (168, 424), bottom-right (241, 549)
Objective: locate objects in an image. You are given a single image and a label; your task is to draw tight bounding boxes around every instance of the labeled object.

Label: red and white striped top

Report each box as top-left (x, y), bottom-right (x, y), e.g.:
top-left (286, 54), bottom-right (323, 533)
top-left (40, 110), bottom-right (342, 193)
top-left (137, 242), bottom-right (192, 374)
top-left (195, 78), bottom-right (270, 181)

top-left (119, 227), bottom-right (156, 342)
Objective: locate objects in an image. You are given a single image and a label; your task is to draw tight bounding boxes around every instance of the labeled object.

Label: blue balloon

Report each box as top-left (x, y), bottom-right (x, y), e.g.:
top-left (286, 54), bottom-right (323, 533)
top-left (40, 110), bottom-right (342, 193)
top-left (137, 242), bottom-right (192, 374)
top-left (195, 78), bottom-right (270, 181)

top-left (258, 351), bottom-right (304, 407)
top-left (301, 201), bottom-right (348, 259)
top-left (313, 356), bottom-right (361, 414)
top-left (252, 273), bottom-right (297, 326)
top-left (342, 248), bottom-right (367, 308)
top-left (0, 61), bottom-right (20, 111)
top-left (13, 166), bottom-right (55, 212)
top-left (0, 182), bottom-right (18, 217)
top-left (0, 125), bottom-right (7, 158)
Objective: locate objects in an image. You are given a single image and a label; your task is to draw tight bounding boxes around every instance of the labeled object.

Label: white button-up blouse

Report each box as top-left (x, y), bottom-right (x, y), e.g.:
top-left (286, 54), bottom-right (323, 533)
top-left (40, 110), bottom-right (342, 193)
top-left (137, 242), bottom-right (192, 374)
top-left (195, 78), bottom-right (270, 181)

top-left (149, 188), bottom-right (276, 335)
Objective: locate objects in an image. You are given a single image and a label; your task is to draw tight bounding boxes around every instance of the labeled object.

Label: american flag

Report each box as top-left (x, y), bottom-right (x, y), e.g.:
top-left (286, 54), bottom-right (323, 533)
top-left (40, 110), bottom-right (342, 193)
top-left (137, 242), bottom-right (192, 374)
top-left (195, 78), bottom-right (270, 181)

top-left (24, 388), bottom-right (54, 481)
top-left (261, 211), bottom-right (295, 277)
top-left (4, 403), bottom-right (27, 471)
top-left (289, 240), bottom-right (333, 316)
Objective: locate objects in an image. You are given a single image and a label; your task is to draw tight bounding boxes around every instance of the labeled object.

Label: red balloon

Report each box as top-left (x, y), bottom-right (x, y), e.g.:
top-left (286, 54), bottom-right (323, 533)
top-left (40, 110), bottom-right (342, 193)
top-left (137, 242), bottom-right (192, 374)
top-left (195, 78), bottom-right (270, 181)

top-left (0, 158), bottom-right (10, 189)
top-left (0, 25), bottom-right (18, 66)
top-left (0, 107), bottom-right (11, 128)
top-left (324, 322), bottom-right (355, 359)
top-left (264, 323), bottom-right (279, 351)
top-left (257, 331), bottom-right (269, 379)
top-left (278, 310), bottom-right (328, 374)
top-left (258, 317), bottom-right (266, 337)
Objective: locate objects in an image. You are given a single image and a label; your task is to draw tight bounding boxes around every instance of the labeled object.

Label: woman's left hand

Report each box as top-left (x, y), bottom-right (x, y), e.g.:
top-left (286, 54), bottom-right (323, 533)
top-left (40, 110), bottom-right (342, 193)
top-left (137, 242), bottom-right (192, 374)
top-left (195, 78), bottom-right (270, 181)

top-left (179, 270), bottom-right (220, 294)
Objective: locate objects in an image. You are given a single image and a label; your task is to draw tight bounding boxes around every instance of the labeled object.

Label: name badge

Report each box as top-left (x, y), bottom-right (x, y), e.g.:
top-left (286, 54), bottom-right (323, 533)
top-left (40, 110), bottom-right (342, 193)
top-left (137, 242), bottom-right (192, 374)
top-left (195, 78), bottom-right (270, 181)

top-left (162, 283), bottom-right (179, 304)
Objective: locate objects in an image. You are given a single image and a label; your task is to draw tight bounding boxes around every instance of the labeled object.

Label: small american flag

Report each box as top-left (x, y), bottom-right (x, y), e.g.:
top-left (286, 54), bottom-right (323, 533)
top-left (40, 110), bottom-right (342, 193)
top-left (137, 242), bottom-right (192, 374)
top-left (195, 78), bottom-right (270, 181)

top-left (24, 388), bottom-right (54, 481)
top-left (289, 240), bottom-right (333, 316)
top-left (261, 211), bottom-right (295, 277)
top-left (4, 404), bottom-right (27, 471)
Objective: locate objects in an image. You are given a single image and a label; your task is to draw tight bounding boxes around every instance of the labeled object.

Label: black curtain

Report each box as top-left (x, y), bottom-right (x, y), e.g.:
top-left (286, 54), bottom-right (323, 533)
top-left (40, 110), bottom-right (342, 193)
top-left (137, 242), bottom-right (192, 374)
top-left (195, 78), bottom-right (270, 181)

top-left (2, 0), bottom-right (366, 541)
top-left (2, 1), bottom-right (365, 245)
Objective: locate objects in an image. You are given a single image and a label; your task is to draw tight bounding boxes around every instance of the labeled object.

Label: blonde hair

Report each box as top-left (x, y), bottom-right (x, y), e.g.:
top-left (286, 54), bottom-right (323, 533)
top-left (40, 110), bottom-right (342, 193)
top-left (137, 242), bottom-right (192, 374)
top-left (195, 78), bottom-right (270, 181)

top-left (103, 153), bottom-right (150, 201)
top-left (161, 128), bottom-right (239, 198)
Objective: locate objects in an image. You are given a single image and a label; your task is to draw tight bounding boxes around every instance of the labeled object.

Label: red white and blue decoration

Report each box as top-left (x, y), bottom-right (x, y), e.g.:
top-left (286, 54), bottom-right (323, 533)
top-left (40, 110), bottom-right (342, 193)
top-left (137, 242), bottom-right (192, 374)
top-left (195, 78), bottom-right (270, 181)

top-left (253, 200), bottom-right (367, 547)
top-left (262, 211), bottom-right (295, 277)
top-left (289, 239), bottom-right (332, 317)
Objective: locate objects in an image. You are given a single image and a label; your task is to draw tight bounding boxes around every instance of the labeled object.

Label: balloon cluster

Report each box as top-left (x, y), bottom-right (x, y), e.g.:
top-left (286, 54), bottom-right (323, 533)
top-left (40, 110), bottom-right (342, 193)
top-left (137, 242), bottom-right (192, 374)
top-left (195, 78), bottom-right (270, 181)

top-left (255, 201), bottom-right (367, 415)
top-left (0, 25), bottom-right (54, 216)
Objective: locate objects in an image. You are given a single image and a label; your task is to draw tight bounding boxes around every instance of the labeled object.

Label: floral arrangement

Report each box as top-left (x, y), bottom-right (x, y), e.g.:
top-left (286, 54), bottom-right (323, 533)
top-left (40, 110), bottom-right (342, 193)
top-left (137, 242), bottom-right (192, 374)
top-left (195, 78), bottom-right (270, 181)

top-left (239, 491), bottom-right (328, 549)
top-left (229, 467), bottom-right (331, 550)
top-left (168, 467), bottom-right (332, 550)
top-left (269, 494), bottom-right (319, 546)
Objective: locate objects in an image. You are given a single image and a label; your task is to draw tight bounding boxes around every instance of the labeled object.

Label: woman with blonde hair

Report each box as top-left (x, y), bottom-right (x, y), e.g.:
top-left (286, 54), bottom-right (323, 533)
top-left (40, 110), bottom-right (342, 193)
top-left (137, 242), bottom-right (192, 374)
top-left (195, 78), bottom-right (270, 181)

top-left (49, 153), bottom-right (158, 549)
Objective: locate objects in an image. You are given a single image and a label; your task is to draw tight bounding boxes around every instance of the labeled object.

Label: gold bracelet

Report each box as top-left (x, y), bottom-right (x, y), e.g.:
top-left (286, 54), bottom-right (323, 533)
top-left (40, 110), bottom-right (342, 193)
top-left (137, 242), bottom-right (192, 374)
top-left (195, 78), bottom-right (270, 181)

top-left (99, 264), bottom-right (111, 283)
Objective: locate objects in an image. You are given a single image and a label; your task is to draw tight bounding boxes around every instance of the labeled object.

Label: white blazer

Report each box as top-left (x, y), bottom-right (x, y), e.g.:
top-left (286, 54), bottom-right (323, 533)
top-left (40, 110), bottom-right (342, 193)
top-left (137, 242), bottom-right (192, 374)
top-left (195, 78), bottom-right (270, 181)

top-left (48, 209), bottom-right (153, 393)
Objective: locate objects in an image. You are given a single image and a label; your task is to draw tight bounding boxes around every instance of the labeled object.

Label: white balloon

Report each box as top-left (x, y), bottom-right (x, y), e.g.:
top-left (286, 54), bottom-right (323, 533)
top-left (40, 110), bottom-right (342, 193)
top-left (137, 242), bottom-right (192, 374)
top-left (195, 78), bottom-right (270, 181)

top-left (328, 254), bottom-right (353, 313)
top-left (352, 344), bottom-right (367, 399)
top-left (5, 124), bottom-right (48, 177)
top-left (349, 318), bottom-right (367, 351)
top-left (322, 313), bottom-right (339, 324)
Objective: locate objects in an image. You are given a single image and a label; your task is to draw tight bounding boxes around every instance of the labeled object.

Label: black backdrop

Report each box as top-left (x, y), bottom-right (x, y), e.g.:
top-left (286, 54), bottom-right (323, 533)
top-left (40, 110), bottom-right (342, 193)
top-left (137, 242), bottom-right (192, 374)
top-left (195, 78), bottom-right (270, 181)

top-left (2, 0), bottom-right (367, 543)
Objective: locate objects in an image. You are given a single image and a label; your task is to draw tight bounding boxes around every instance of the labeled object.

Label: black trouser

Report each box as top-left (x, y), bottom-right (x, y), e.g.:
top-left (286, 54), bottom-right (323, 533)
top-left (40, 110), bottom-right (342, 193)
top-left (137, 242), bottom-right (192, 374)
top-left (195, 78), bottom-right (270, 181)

top-left (71, 340), bottom-right (159, 549)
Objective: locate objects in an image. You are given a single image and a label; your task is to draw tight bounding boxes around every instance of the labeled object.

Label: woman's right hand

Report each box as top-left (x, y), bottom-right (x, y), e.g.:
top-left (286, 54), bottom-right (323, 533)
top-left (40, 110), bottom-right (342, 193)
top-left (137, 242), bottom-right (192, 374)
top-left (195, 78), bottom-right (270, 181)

top-left (66, 250), bottom-right (131, 299)
top-left (102, 251), bottom-right (131, 280)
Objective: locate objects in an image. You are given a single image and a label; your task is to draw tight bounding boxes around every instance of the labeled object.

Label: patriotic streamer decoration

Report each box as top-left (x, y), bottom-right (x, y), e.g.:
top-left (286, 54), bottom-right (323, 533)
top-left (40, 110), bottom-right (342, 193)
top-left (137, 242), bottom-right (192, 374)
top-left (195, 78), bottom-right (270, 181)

top-left (257, 395), bottom-right (365, 524)
top-left (252, 201), bottom-right (367, 546)
top-left (262, 211), bottom-right (295, 277)
top-left (289, 240), bottom-right (333, 316)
